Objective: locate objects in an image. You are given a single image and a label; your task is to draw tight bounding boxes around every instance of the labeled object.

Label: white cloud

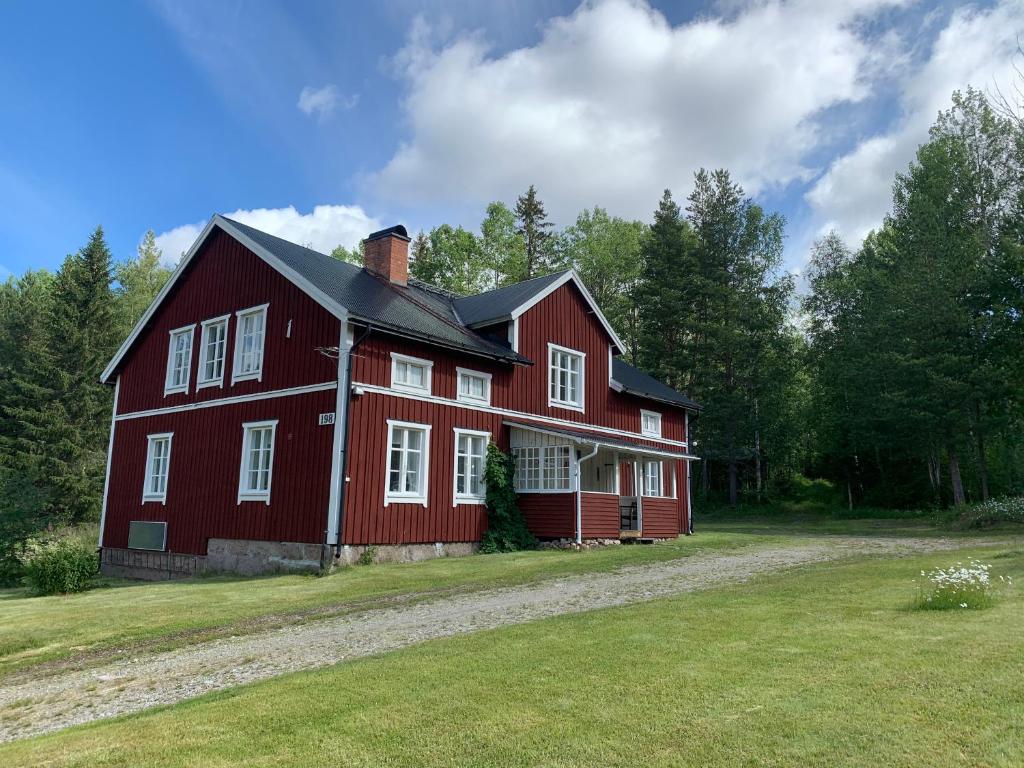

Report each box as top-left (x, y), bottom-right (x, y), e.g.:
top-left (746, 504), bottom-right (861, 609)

top-left (153, 204), bottom-right (381, 267)
top-left (369, 0), bottom-right (909, 224)
top-left (297, 85), bottom-right (358, 118)
top-left (807, 0), bottom-right (1024, 243)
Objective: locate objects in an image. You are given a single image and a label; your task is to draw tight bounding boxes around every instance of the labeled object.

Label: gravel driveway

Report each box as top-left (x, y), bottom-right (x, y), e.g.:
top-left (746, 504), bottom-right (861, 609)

top-left (0, 536), bottom-right (974, 742)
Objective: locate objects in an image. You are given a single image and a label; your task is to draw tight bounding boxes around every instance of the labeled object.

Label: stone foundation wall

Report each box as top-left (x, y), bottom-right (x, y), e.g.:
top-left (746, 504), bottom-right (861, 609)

top-left (539, 537), bottom-right (673, 550)
top-left (539, 538), bottom-right (623, 551)
top-left (206, 539), bottom-right (330, 576)
top-left (333, 541), bottom-right (479, 567)
top-left (100, 547), bottom-right (206, 581)
top-left (102, 539), bottom-right (482, 580)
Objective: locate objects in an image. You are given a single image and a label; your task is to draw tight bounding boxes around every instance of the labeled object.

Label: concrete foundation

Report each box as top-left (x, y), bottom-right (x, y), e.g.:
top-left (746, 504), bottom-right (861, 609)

top-left (206, 539), bottom-right (330, 576)
top-left (333, 541), bottom-right (479, 567)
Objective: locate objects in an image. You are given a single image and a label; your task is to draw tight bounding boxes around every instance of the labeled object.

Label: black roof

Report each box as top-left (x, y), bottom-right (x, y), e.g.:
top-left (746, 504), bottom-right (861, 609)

top-left (453, 270), bottom-right (568, 327)
top-left (221, 216), bottom-right (699, 410)
top-left (612, 359), bottom-right (702, 411)
top-left (222, 217), bottom-right (527, 364)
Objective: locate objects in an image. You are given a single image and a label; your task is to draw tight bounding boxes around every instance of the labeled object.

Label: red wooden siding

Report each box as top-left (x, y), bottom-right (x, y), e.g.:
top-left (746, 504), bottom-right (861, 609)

top-left (117, 228), bottom-right (339, 415)
top-left (580, 493), bottom-right (620, 538)
top-left (516, 282), bottom-right (687, 442)
top-left (641, 497), bottom-right (681, 538)
top-left (342, 391), bottom-right (506, 545)
top-left (350, 285), bottom-right (689, 450)
top-left (518, 493), bottom-right (575, 539)
top-left (104, 388), bottom-right (337, 555)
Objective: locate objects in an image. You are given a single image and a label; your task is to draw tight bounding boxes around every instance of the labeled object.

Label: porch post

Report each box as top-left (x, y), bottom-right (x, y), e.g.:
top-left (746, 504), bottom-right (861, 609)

top-left (634, 458), bottom-right (643, 535)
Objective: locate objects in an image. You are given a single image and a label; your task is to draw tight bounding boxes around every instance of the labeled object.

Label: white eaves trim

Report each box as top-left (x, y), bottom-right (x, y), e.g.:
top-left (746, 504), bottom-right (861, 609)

top-left (101, 215), bottom-right (349, 384)
top-left (508, 270), bottom-right (628, 355)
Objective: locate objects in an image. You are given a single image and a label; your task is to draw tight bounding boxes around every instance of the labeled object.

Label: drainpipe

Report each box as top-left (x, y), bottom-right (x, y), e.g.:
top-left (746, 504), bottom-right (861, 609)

top-left (574, 443), bottom-right (600, 546)
top-left (333, 324), bottom-right (373, 556)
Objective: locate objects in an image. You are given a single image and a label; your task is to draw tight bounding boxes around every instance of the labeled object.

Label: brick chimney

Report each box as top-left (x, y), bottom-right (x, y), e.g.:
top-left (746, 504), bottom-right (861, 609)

top-left (363, 225), bottom-right (410, 286)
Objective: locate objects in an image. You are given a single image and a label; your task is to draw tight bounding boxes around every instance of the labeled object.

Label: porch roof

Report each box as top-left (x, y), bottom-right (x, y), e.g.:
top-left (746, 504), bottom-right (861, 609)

top-left (504, 420), bottom-right (699, 460)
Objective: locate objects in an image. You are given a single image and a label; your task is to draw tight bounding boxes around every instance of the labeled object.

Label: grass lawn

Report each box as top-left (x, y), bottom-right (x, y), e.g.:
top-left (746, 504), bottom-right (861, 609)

top-left (0, 528), bottom-right (779, 677)
top-left (3, 542), bottom-right (1020, 767)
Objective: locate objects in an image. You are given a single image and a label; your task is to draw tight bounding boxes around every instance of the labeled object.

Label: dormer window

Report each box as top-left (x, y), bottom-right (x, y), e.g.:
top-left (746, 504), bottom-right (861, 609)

top-left (391, 352), bottom-right (432, 395)
top-left (641, 409), bottom-right (662, 438)
top-left (548, 343), bottom-right (585, 412)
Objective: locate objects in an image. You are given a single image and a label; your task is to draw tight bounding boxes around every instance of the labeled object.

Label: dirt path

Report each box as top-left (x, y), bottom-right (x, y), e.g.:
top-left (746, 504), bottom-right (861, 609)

top-left (0, 536), bottom-right (975, 742)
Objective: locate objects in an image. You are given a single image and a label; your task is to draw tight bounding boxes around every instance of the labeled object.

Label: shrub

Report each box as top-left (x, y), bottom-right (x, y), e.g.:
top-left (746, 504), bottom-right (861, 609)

top-left (356, 546), bottom-right (377, 566)
top-left (954, 496), bottom-right (1024, 529)
top-left (22, 537), bottom-right (98, 595)
top-left (914, 558), bottom-right (1011, 610)
top-left (480, 444), bottom-right (536, 554)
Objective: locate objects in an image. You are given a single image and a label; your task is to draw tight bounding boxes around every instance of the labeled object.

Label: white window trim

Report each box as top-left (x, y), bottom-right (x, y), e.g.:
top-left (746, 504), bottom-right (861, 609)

top-left (164, 324), bottom-right (195, 396)
top-left (456, 367), bottom-right (492, 406)
top-left (390, 352), bottom-right (433, 395)
top-left (547, 342), bottom-right (586, 413)
top-left (142, 432), bottom-right (173, 504)
top-left (641, 409), bottom-right (662, 438)
top-left (642, 459), bottom-right (665, 498)
top-left (384, 419), bottom-right (432, 507)
top-left (453, 428), bottom-right (490, 505)
top-left (197, 314), bottom-right (230, 389)
top-left (231, 303), bottom-right (269, 385)
top-left (513, 444), bottom-right (574, 494)
top-left (237, 419), bottom-right (277, 505)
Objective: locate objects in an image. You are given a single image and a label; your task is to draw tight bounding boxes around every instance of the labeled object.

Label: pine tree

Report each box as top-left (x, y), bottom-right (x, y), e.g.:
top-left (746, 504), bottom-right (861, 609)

top-left (636, 191), bottom-right (696, 375)
top-left (514, 185), bottom-right (557, 279)
top-left (47, 228), bottom-right (118, 522)
top-left (115, 230), bottom-right (171, 336)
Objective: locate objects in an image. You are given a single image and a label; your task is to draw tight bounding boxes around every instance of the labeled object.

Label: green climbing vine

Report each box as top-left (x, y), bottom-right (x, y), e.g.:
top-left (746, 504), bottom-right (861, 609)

top-left (480, 443), bottom-right (537, 553)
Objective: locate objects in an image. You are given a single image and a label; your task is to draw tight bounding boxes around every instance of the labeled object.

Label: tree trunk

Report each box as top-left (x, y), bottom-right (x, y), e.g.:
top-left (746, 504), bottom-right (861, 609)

top-left (847, 480), bottom-right (853, 512)
top-left (947, 440), bottom-right (966, 507)
top-left (973, 402), bottom-right (990, 503)
top-left (728, 460), bottom-right (738, 507)
top-left (753, 399), bottom-right (762, 503)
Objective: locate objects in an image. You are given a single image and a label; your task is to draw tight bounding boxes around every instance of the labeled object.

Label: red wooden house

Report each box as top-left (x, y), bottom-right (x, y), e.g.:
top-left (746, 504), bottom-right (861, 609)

top-left (98, 216), bottom-right (700, 578)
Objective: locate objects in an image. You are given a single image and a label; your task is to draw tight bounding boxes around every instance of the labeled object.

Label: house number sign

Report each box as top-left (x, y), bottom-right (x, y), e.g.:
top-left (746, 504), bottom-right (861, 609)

top-left (318, 412), bottom-right (336, 426)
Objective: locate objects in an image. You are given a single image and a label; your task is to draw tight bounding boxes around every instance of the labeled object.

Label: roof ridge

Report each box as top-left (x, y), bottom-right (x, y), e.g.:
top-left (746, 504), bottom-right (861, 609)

top-left (459, 268), bottom-right (571, 301)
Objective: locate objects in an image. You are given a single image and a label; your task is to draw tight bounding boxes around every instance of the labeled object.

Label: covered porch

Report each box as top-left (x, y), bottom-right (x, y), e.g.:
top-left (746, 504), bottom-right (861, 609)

top-left (506, 421), bottom-right (697, 544)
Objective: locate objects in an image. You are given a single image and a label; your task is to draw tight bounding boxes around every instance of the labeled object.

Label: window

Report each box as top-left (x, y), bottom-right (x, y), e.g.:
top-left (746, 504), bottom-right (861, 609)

top-left (385, 420), bottom-right (431, 506)
top-left (164, 325), bottom-right (195, 395)
top-left (454, 429), bottom-right (489, 504)
top-left (232, 304), bottom-right (268, 384)
top-left (643, 460), bottom-right (664, 497)
top-left (513, 444), bottom-right (572, 492)
top-left (456, 368), bottom-right (491, 405)
top-left (197, 315), bottom-right (229, 388)
top-left (390, 353), bottom-right (432, 395)
top-left (548, 343), bottom-right (585, 411)
top-left (641, 410), bottom-right (662, 438)
top-left (143, 433), bottom-right (173, 503)
top-left (238, 420), bottom-right (277, 504)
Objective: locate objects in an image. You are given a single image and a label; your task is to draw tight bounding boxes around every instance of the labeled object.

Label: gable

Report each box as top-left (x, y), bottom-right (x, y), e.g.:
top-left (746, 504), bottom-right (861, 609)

top-left (102, 216), bottom-right (348, 384)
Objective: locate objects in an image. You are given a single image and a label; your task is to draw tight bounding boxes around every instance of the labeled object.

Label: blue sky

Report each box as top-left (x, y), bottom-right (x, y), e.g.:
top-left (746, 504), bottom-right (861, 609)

top-left (1, 0), bottom-right (1021, 281)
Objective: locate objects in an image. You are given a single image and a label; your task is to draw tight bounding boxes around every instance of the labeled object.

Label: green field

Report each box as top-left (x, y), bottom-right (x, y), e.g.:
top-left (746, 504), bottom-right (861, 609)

top-left (0, 528), bottom-right (780, 677)
top-left (2, 538), bottom-right (1020, 767)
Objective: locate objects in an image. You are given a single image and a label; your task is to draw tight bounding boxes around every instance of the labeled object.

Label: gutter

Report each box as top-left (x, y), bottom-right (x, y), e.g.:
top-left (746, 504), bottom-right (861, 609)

top-left (574, 443), bottom-right (600, 546)
top-left (332, 323), bottom-right (373, 555)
